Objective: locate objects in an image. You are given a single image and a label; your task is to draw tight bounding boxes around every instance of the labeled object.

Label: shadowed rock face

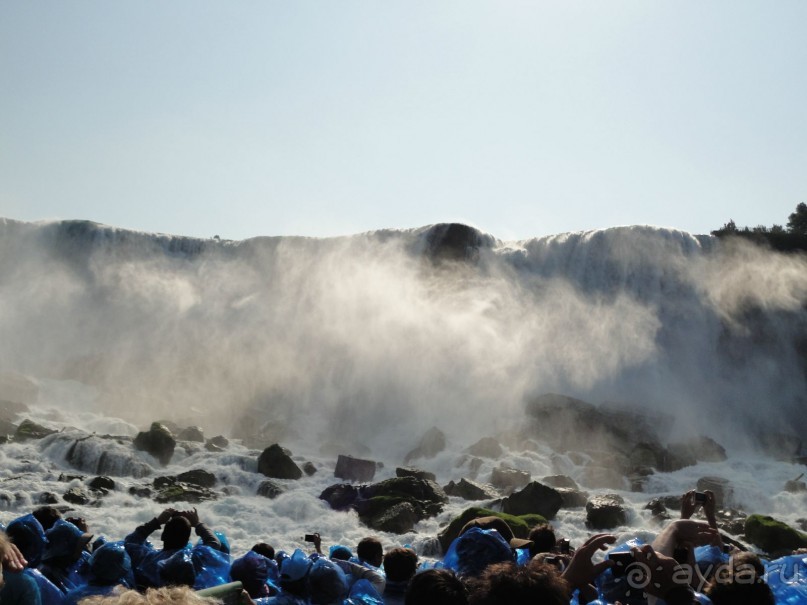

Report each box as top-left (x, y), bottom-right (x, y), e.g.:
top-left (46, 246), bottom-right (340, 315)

top-left (133, 422), bottom-right (176, 466)
top-left (422, 223), bottom-right (491, 264)
top-left (257, 444), bottom-right (302, 480)
top-left (320, 476), bottom-right (448, 534)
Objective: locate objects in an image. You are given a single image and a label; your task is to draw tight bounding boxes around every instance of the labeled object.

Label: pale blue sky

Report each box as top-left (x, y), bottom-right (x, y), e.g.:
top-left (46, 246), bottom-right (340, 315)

top-left (1, 1), bottom-right (805, 240)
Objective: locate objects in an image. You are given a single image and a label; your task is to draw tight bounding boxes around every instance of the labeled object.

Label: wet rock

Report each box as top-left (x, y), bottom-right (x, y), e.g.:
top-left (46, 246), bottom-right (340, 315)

top-left (155, 484), bottom-right (218, 504)
top-left (38, 492), bottom-right (59, 504)
top-left (465, 437), bottom-right (503, 459)
top-left (258, 444), bottom-right (303, 480)
top-left (177, 426), bottom-right (205, 442)
top-left (59, 473), bottom-right (85, 483)
top-left (128, 486), bottom-right (152, 498)
top-left (715, 509), bottom-right (747, 536)
top-left (697, 476), bottom-right (732, 508)
top-left (668, 436), bottom-right (727, 463)
top-left (257, 480), bottom-right (284, 499)
top-left (556, 487), bottom-right (589, 509)
top-left (133, 422), bottom-right (176, 466)
top-left (63, 434), bottom-right (152, 478)
top-left (63, 487), bottom-right (91, 506)
top-left (424, 223), bottom-right (489, 264)
top-left (645, 498), bottom-right (672, 522)
top-left (502, 482), bottom-right (563, 519)
top-left (541, 475), bottom-right (579, 489)
top-left (322, 476), bottom-right (447, 532)
top-left (628, 442), bottom-right (695, 473)
top-left (365, 502), bottom-right (420, 534)
top-left (437, 506), bottom-right (546, 553)
top-left (358, 477), bottom-right (448, 519)
top-left (404, 427), bottom-right (446, 462)
top-left (745, 514), bottom-right (807, 556)
top-left (335, 454), bottom-right (376, 482)
top-left (176, 469), bottom-right (216, 488)
top-left (206, 435), bottom-right (229, 452)
top-left (444, 478), bottom-right (500, 501)
top-left (490, 467), bottom-right (531, 492)
top-left (786, 480), bottom-right (807, 493)
top-left (319, 484), bottom-right (360, 511)
top-left (396, 467), bottom-right (437, 482)
top-left (586, 494), bottom-right (629, 529)
top-left (525, 394), bottom-right (667, 456)
top-left (302, 462), bottom-right (317, 476)
top-left (15, 419), bottom-right (57, 441)
top-left (89, 476), bottom-right (116, 491)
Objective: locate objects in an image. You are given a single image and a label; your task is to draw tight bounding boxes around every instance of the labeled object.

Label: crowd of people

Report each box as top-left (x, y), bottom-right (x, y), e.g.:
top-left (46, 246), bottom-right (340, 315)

top-left (0, 489), bottom-right (798, 604)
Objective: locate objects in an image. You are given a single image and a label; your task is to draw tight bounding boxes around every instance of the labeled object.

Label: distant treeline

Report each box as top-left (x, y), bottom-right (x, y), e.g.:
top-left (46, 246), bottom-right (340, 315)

top-left (711, 203), bottom-right (807, 252)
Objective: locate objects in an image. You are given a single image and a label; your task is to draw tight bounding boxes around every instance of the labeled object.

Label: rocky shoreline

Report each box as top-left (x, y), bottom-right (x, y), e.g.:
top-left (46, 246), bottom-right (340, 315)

top-left (2, 384), bottom-right (807, 559)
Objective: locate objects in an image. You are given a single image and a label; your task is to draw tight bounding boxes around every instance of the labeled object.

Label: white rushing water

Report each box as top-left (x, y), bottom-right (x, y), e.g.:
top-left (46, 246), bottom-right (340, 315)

top-left (1, 218), bottom-right (806, 559)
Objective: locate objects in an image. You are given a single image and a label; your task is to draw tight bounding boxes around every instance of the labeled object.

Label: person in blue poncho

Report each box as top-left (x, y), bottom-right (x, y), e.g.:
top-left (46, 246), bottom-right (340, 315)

top-left (64, 541), bottom-right (133, 605)
top-left (39, 518), bottom-right (93, 593)
top-left (5, 513), bottom-right (65, 605)
top-left (124, 507), bottom-right (224, 590)
top-left (230, 550), bottom-right (279, 599)
top-left (0, 528), bottom-right (43, 605)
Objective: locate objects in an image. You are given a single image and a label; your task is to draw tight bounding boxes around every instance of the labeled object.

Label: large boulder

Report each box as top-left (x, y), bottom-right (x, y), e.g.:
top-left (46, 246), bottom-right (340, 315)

top-left (524, 394), bottom-right (668, 456)
top-left (176, 426), bottom-right (205, 443)
top-left (668, 436), bottom-right (727, 463)
top-left (586, 494), bottom-right (630, 529)
top-left (133, 422), bottom-right (176, 466)
top-left (365, 502), bottom-right (420, 534)
top-left (319, 484), bottom-right (361, 511)
top-left (501, 482), bottom-right (563, 519)
top-left (258, 444), bottom-right (303, 480)
top-left (437, 506), bottom-right (546, 553)
top-left (542, 475), bottom-right (579, 489)
top-left (628, 442), bottom-right (695, 473)
top-left (697, 476), bottom-right (732, 508)
top-left (396, 467), bottom-right (436, 482)
top-left (155, 483), bottom-right (218, 504)
top-left (63, 433), bottom-right (152, 478)
top-left (176, 469), bottom-right (217, 488)
top-left (444, 478), bottom-right (500, 501)
top-left (556, 487), bottom-right (589, 509)
top-left (358, 477), bottom-right (448, 519)
top-left (465, 437), bottom-right (503, 459)
top-left (745, 514), bottom-right (807, 556)
top-left (404, 427), bottom-right (446, 462)
top-left (89, 476), bottom-right (116, 491)
top-left (63, 487), bottom-right (91, 505)
top-left (257, 480), bottom-right (284, 499)
top-left (335, 455), bottom-right (377, 482)
top-left (490, 467), bottom-right (531, 492)
top-left (321, 476), bottom-right (447, 532)
top-left (206, 435), bottom-right (229, 452)
top-left (15, 419), bottom-right (57, 441)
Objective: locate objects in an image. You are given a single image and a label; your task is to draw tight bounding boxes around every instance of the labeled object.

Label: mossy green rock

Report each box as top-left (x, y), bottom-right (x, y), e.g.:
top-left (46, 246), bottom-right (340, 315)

top-left (437, 506), bottom-right (547, 553)
top-left (745, 514), bottom-right (807, 555)
top-left (15, 419), bottom-right (57, 441)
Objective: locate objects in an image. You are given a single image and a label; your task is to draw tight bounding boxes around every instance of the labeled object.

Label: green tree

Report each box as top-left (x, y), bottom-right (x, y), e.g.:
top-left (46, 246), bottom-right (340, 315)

top-left (787, 202), bottom-right (807, 234)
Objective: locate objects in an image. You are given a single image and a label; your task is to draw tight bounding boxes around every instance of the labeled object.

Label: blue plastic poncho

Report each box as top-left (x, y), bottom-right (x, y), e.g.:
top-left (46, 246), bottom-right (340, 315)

top-left (442, 527), bottom-right (514, 579)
